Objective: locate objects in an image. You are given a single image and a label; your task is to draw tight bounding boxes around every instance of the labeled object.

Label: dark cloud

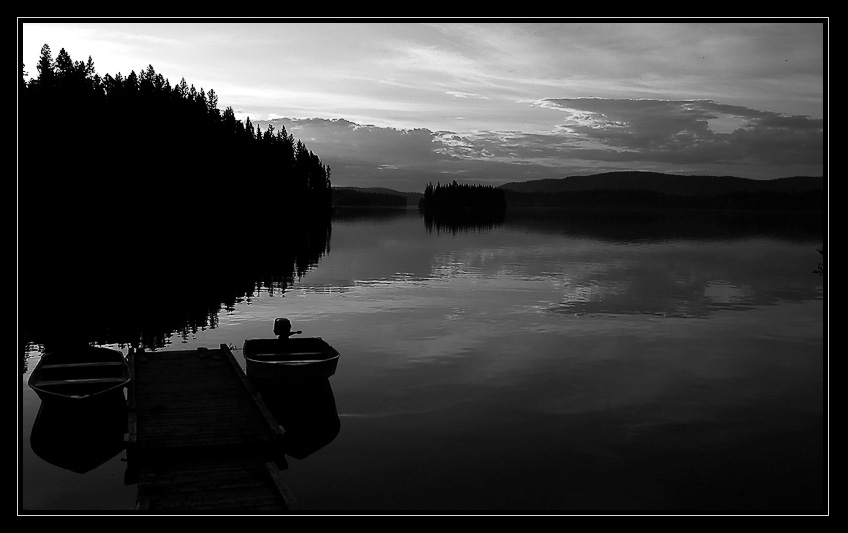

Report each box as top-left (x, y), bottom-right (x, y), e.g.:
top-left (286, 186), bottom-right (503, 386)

top-left (258, 117), bottom-right (463, 190)
top-left (257, 98), bottom-right (823, 191)
top-left (537, 98), bottom-right (823, 165)
top-left (263, 117), bottom-right (455, 165)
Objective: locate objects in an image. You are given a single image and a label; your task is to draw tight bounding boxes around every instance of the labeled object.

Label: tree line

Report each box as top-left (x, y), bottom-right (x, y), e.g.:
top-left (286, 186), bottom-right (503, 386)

top-left (502, 188), bottom-right (824, 211)
top-left (418, 181), bottom-right (507, 234)
top-left (20, 44), bottom-right (332, 236)
top-left (332, 188), bottom-right (407, 207)
top-left (19, 44), bottom-right (334, 349)
top-left (419, 181), bottom-right (507, 212)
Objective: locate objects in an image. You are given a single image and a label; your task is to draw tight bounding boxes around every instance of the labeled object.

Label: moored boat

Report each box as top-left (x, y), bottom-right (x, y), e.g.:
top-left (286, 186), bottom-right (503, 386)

top-left (27, 345), bottom-right (131, 403)
top-left (243, 318), bottom-right (340, 380)
top-left (243, 337), bottom-right (341, 379)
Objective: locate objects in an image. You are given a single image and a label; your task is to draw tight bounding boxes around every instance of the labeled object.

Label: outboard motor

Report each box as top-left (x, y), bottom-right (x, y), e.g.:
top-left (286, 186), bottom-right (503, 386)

top-left (274, 318), bottom-right (301, 339)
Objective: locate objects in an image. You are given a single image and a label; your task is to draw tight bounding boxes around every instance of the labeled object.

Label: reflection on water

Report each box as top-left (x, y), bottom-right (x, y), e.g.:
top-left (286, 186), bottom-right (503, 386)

top-left (253, 377), bottom-right (341, 461)
top-left (19, 211), bottom-right (334, 353)
top-left (504, 207), bottom-right (824, 243)
top-left (30, 393), bottom-right (128, 475)
top-left (21, 207), bottom-right (826, 512)
top-left (422, 208), bottom-right (505, 235)
top-left (544, 239), bottom-right (817, 318)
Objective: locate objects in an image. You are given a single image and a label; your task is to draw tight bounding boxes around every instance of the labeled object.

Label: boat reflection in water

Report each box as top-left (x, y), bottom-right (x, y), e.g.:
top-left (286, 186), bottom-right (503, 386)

top-left (30, 391), bottom-right (128, 474)
top-left (244, 318), bottom-right (341, 460)
top-left (254, 376), bottom-right (340, 460)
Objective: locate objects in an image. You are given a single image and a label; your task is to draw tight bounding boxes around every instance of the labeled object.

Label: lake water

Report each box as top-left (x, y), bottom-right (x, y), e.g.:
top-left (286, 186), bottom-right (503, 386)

top-left (19, 208), bottom-right (827, 514)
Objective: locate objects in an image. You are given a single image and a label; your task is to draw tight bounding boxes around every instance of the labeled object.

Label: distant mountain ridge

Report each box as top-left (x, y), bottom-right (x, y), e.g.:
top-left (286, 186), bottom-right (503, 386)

top-left (333, 187), bottom-right (422, 206)
top-left (335, 172), bottom-right (825, 210)
top-left (498, 171), bottom-right (824, 196)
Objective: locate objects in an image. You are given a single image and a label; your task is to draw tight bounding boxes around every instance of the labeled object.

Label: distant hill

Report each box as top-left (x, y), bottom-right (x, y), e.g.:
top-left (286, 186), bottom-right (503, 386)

top-left (497, 172), bottom-right (824, 211)
top-left (333, 187), bottom-right (423, 207)
top-left (499, 171), bottom-right (823, 196)
top-left (334, 173), bottom-right (824, 211)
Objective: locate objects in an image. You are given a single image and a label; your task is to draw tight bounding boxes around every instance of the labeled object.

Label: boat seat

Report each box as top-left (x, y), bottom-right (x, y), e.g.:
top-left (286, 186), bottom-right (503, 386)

top-left (33, 377), bottom-right (129, 386)
top-left (39, 362), bottom-right (125, 369)
top-left (249, 352), bottom-right (325, 358)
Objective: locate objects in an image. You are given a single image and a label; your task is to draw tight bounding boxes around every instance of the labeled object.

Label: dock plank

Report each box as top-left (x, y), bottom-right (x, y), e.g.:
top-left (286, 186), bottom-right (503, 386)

top-left (127, 345), bottom-right (294, 512)
top-left (135, 459), bottom-right (296, 512)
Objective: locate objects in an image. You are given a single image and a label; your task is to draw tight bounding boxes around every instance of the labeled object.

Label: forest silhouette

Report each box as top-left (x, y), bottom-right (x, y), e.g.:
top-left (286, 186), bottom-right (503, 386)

top-left (332, 188), bottom-right (407, 208)
top-left (19, 45), bottom-right (333, 350)
top-left (418, 181), bottom-right (507, 234)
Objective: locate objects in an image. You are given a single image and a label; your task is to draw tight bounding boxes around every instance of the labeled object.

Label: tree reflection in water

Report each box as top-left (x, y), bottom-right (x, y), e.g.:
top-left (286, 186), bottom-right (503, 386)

top-left (252, 377), bottom-right (340, 461)
top-left (19, 210), bottom-right (333, 353)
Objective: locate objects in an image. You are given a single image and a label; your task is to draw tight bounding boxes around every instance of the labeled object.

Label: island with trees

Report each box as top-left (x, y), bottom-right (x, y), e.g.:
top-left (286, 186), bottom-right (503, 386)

top-left (417, 181), bottom-right (507, 234)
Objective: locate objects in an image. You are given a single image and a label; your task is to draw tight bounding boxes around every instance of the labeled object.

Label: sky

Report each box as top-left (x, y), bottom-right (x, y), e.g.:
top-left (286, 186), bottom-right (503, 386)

top-left (19, 20), bottom-right (826, 192)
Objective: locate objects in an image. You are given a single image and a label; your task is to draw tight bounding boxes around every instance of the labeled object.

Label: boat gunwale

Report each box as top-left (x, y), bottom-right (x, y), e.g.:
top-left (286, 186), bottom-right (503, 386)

top-left (242, 337), bottom-right (340, 364)
top-left (243, 352), bottom-right (340, 366)
top-left (28, 379), bottom-right (130, 401)
top-left (27, 346), bottom-right (131, 401)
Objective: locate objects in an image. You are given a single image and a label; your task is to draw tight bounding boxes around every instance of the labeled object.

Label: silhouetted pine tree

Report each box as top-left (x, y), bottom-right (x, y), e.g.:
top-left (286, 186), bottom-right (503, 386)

top-left (418, 180), bottom-right (506, 233)
top-left (19, 44), bottom-right (335, 348)
top-left (419, 180), bottom-right (506, 212)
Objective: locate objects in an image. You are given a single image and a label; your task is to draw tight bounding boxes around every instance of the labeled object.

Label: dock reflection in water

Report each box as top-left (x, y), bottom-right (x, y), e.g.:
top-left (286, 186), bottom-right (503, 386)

top-left (30, 392), bottom-right (128, 475)
top-left (253, 377), bottom-right (341, 461)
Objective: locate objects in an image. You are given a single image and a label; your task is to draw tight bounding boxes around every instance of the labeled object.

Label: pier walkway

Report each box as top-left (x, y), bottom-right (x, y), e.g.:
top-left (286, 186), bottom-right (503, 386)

top-left (126, 345), bottom-right (298, 512)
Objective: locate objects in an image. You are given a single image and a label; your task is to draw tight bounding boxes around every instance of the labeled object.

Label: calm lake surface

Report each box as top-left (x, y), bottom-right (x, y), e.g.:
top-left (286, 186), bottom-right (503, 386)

top-left (19, 208), bottom-right (826, 514)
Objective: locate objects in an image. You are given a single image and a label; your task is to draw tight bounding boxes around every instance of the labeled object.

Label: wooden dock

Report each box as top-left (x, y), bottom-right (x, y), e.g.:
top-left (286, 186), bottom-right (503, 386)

top-left (126, 344), bottom-right (299, 512)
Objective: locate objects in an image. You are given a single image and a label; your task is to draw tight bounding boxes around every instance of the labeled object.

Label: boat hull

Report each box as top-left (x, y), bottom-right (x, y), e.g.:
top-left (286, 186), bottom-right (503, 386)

top-left (30, 391), bottom-right (128, 473)
top-left (243, 337), bottom-right (340, 380)
top-left (27, 346), bottom-right (131, 403)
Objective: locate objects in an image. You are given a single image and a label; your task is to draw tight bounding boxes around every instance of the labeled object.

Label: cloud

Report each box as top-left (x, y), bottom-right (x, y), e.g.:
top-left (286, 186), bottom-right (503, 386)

top-left (264, 118), bottom-right (454, 166)
top-left (257, 118), bottom-right (461, 190)
top-left (446, 91), bottom-right (488, 99)
top-left (535, 98), bottom-right (824, 167)
top-left (257, 97), bottom-right (823, 191)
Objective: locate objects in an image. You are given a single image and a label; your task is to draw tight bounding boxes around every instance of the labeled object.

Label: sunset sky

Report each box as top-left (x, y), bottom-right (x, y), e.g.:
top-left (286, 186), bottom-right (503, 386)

top-left (19, 20), bottom-right (826, 192)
